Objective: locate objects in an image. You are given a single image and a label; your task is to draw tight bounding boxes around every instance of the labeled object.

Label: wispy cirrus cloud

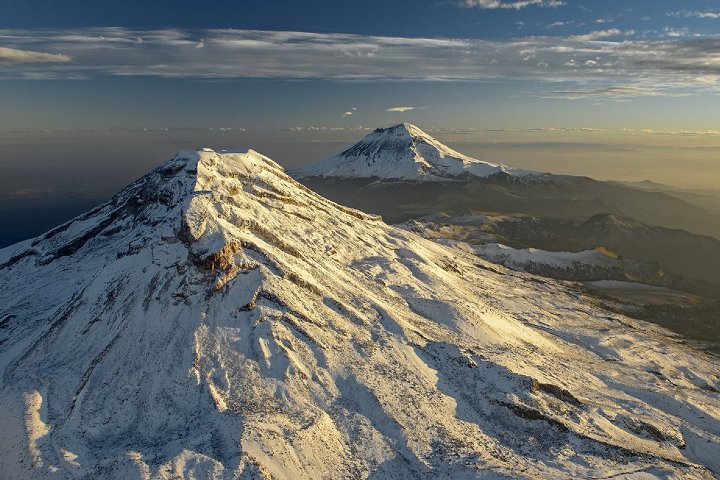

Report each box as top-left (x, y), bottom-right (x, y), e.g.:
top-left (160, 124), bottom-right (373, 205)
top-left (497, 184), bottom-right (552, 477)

top-left (1, 27), bottom-right (719, 99)
top-left (386, 106), bottom-right (415, 112)
top-left (568, 29), bottom-right (623, 41)
top-left (287, 125), bottom-right (370, 132)
top-left (667, 10), bottom-right (720, 20)
top-left (549, 85), bottom-right (669, 99)
top-left (460, 0), bottom-right (565, 9)
top-left (546, 20), bottom-right (574, 29)
top-left (425, 126), bottom-right (607, 134)
top-left (0, 46), bottom-right (71, 64)
top-left (621, 128), bottom-right (720, 137)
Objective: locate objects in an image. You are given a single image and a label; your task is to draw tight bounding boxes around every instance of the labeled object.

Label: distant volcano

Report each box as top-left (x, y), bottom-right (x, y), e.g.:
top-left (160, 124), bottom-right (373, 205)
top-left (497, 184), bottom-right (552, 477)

top-left (290, 123), bottom-right (543, 182)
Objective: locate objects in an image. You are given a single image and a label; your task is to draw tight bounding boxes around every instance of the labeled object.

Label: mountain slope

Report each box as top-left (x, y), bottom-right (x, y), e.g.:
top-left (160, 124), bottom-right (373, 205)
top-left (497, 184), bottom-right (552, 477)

top-left (410, 211), bottom-right (720, 288)
top-left (611, 180), bottom-right (720, 217)
top-left (469, 242), bottom-right (663, 283)
top-left (1, 149), bottom-right (719, 479)
top-left (290, 123), bottom-right (541, 182)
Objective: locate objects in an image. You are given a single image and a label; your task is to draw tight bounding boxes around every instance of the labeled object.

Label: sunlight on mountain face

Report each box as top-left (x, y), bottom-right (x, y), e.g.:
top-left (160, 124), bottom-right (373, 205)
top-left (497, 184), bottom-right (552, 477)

top-left (1, 1), bottom-right (719, 478)
top-left (1, 149), bottom-right (718, 478)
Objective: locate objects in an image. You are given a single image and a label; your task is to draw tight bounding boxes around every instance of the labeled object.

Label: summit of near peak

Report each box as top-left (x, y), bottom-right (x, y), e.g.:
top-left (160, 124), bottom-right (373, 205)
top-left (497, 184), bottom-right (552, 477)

top-left (174, 148), bottom-right (285, 180)
top-left (0, 147), bottom-right (377, 274)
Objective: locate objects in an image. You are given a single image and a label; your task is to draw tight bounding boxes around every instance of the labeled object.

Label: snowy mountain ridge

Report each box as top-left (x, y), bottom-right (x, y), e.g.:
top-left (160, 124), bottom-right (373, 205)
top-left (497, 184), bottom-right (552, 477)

top-left (0, 148), bottom-right (718, 479)
top-left (290, 123), bottom-right (543, 182)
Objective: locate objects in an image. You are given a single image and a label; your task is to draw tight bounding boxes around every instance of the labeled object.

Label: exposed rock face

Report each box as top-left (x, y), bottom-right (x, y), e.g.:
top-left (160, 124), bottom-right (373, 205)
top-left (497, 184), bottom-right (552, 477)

top-left (0, 149), bottom-right (718, 479)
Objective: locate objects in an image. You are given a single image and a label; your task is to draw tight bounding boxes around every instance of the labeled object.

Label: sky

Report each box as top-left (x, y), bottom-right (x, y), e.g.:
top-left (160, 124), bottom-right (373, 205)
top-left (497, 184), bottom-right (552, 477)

top-left (1, 0), bottom-right (719, 241)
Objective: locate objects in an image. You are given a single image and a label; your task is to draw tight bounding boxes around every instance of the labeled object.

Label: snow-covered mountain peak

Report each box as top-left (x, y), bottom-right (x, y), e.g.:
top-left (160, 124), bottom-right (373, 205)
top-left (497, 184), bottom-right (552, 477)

top-left (178, 147), bottom-right (285, 188)
top-left (375, 122), bottom-right (432, 140)
top-left (1, 149), bottom-right (719, 478)
top-left (0, 147), bottom-right (380, 284)
top-left (290, 123), bottom-right (541, 182)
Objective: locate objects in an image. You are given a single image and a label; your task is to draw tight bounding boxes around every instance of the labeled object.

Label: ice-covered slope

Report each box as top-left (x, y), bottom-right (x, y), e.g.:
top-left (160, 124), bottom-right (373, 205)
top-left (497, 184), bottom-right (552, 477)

top-left (1, 149), bottom-right (719, 479)
top-left (290, 123), bottom-right (541, 181)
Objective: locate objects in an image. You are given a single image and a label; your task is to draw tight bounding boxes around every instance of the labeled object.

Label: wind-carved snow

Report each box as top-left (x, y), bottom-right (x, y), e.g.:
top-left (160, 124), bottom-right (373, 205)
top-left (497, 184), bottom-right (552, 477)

top-left (0, 148), bottom-right (718, 479)
top-left (290, 123), bottom-right (542, 182)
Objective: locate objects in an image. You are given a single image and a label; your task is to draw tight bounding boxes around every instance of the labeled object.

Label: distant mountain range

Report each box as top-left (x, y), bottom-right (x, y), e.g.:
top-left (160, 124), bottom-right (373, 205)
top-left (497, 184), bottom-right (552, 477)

top-left (400, 212), bottom-right (720, 296)
top-left (610, 179), bottom-right (720, 217)
top-left (398, 209), bottom-right (720, 353)
top-left (293, 124), bottom-right (720, 238)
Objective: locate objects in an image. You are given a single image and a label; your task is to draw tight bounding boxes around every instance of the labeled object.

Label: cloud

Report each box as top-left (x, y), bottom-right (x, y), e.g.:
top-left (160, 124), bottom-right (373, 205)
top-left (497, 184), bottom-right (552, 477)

top-left (695, 75), bottom-right (719, 85)
top-left (342, 107), bottom-right (358, 117)
top-left (386, 106), bottom-right (415, 112)
top-left (446, 127), bottom-right (607, 133)
top-left (0, 46), bottom-right (71, 64)
top-left (532, 127), bottom-right (605, 132)
top-left (668, 10), bottom-right (720, 20)
top-left (547, 21), bottom-right (574, 29)
top-left (550, 85), bottom-right (668, 99)
top-left (14, 125), bottom-right (718, 138)
top-left (461, 0), bottom-right (565, 9)
top-left (622, 128), bottom-right (720, 137)
top-left (663, 27), bottom-right (690, 38)
top-left (0, 27), bottom-right (719, 99)
top-left (287, 125), bottom-right (370, 132)
top-left (569, 29), bottom-right (623, 41)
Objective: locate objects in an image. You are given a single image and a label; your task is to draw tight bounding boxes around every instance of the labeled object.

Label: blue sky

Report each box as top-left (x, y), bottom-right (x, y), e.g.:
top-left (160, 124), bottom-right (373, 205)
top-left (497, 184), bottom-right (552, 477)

top-left (3, 0), bottom-right (720, 39)
top-left (0, 0), bottom-right (719, 193)
top-left (2, 0), bottom-right (719, 124)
